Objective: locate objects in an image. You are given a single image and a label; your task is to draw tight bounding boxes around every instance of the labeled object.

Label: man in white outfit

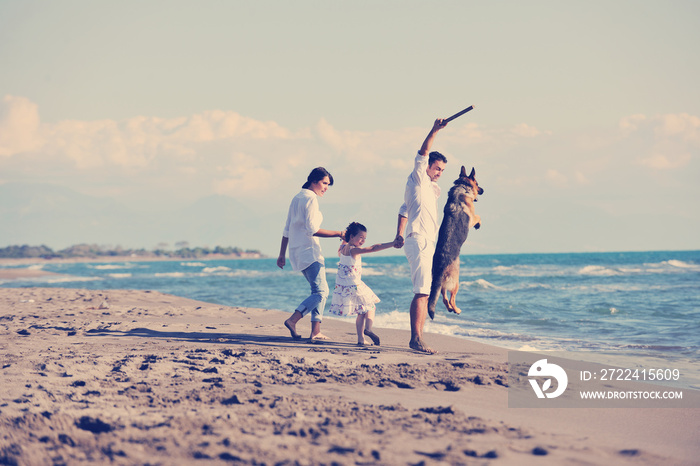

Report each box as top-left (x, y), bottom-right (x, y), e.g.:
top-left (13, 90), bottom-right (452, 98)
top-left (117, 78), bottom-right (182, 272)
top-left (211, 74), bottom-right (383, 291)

top-left (395, 118), bottom-right (448, 354)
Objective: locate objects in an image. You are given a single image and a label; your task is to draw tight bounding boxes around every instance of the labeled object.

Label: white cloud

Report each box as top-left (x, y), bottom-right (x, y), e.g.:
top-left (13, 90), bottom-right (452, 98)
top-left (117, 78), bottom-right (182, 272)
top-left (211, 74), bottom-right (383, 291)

top-left (655, 113), bottom-right (700, 141)
top-left (0, 95), bottom-right (42, 156)
top-left (0, 96), bottom-right (307, 170)
top-left (2, 96), bottom-right (698, 230)
top-left (545, 169), bottom-right (568, 187)
top-left (315, 118), bottom-right (349, 152)
top-left (639, 152), bottom-right (692, 170)
top-left (445, 122), bottom-right (491, 145)
top-left (616, 113), bottom-right (699, 170)
top-left (314, 118), bottom-right (389, 171)
top-left (167, 110), bottom-right (294, 142)
top-left (511, 123), bottom-right (543, 138)
top-left (574, 171), bottom-right (590, 185)
top-left (0, 96), bottom-right (561, 184)
top-left (619, 114), bottom-right (646, 133)
top-left (213, 151), bottom-right (286, 197)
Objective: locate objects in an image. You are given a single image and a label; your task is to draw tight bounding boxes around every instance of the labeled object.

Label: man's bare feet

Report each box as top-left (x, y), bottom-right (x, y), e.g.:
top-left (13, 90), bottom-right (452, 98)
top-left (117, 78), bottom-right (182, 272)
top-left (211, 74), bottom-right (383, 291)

top-left (409, 339), bottom-right (437, 354)
top-left (310, 333), bottom-right (330, 341)
top-left (364, 329), bottom-right (380, 346)
top-left (284, 319), bottom-right (301, 340)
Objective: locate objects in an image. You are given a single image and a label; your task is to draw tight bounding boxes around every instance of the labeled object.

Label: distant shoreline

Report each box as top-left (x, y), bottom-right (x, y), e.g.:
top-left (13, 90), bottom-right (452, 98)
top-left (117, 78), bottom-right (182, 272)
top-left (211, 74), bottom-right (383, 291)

top-left (0, 252), bottom-right (264, 268)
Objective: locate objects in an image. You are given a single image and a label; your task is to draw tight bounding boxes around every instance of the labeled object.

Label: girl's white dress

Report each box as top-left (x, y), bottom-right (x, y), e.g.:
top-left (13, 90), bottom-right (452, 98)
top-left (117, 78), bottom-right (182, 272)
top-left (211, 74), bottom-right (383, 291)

top-left (329, 252), bottom-right (380, 316)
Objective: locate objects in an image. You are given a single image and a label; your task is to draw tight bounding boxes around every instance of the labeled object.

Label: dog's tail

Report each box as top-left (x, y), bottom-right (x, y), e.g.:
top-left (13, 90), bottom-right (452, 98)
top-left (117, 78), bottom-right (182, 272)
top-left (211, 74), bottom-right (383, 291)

top-left (427, 288), bottom-right (439, 320)
top-left (427, 264), bottom-right (443, 320)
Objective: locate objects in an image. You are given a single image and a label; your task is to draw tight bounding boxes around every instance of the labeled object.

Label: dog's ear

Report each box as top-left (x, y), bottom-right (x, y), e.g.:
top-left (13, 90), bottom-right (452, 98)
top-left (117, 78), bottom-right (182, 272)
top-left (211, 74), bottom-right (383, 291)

top-left (460, 166), bottom-right (467, 178)
top-left (469, 167), bottom-right (476, 179)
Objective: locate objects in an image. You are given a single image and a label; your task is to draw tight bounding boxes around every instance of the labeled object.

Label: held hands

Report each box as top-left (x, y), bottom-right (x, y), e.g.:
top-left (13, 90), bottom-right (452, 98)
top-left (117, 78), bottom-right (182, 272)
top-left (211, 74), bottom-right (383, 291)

top-left (393, 235), bottom-right (404, 249)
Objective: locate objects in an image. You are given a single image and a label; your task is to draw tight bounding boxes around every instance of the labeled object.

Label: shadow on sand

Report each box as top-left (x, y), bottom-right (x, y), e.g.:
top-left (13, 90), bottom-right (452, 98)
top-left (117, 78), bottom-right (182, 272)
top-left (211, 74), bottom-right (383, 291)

top-left (84, 327), bottom-right (400, 353)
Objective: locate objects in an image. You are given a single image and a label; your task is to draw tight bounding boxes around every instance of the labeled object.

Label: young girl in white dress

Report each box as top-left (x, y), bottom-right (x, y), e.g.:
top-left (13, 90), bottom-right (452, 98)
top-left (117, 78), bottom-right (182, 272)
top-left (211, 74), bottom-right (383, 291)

top-left (328, 222), bottom-right (398, 346)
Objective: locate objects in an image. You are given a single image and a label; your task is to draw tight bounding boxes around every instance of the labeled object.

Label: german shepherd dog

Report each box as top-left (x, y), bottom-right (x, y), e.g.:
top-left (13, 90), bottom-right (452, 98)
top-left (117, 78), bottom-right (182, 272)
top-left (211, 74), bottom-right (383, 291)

top-left (428, 166), bottom-right (484, 320)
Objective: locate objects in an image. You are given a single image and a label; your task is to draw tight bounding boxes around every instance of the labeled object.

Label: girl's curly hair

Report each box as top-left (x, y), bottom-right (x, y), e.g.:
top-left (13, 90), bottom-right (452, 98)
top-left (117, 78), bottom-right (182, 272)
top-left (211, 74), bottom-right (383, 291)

top-left (344, 222), bottom-right (367, 242)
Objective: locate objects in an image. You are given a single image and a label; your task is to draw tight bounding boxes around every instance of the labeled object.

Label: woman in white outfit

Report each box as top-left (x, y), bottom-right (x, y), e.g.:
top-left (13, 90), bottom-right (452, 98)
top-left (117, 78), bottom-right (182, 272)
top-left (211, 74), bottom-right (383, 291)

top-left (277, 167), bottom-right (345, 340)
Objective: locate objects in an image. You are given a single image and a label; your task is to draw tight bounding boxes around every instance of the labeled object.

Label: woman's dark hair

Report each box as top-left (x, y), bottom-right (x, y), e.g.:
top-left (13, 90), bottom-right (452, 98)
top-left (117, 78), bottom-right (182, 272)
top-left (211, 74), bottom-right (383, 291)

top-left (344, 222), bottom-right (367, 242)
top-left (302, 167), bottom-right (334, 189)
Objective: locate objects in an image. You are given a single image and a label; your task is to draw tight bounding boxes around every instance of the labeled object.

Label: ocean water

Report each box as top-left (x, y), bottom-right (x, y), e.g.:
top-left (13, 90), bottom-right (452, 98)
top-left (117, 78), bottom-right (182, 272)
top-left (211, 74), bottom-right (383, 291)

top-left (3, 250), bottom-right (699, 385)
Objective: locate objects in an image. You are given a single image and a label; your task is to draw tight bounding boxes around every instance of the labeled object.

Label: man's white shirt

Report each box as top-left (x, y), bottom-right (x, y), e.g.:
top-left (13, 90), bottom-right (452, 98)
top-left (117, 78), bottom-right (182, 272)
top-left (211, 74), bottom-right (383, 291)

top-left (399, 152), bottom-right (441, 241)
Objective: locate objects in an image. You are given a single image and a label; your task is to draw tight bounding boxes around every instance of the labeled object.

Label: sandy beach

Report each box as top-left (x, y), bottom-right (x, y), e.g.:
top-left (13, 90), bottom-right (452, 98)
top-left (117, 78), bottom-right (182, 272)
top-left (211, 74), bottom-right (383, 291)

top-left (1, 285), bottom-right (699, 465)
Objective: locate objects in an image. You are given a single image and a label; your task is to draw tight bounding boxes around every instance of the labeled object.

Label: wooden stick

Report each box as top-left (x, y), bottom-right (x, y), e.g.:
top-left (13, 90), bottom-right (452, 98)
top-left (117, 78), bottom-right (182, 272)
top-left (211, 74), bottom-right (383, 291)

top-left (443, 105), bottom-right (475, 123)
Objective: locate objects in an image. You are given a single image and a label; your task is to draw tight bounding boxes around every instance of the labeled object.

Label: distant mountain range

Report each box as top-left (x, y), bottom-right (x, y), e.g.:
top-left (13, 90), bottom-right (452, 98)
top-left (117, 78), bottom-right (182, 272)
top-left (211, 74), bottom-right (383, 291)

top-left (0, 183), bottom-right (277, 254)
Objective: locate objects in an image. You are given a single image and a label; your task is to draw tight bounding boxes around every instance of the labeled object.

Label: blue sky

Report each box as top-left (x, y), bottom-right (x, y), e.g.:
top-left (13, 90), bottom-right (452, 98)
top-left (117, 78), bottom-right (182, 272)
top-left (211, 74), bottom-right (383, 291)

top-left (1, 1), bottom-right (699, 255)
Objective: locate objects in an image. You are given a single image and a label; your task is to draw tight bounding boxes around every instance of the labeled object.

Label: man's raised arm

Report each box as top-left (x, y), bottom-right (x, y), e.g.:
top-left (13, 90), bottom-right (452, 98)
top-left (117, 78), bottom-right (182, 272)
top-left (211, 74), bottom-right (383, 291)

top-left (418, 118), bottom-right (447, 156)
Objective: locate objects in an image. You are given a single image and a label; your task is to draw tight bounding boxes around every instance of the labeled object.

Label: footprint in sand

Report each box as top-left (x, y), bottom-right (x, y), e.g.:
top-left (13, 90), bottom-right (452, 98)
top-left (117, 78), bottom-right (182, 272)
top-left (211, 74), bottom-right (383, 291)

top-left (75, 416), bottom-right (113, 433)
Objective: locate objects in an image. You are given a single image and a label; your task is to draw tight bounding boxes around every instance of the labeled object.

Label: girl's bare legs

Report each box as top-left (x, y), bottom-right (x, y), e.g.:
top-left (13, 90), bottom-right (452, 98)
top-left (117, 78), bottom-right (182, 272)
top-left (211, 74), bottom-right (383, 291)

top-left (355, 313), bottom-right (370, 345)
top-left (363, 307), bottom-right (380, 346)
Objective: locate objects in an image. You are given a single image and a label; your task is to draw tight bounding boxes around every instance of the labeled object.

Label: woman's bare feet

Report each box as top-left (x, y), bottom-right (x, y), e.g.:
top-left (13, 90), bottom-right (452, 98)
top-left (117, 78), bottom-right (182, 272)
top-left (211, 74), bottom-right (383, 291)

top-left (309, 321), bottom-right (329, 341)
top-left (284, 319), bottom-right (301, 340)
top-left (409, 338), bottom-right (437, 354)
